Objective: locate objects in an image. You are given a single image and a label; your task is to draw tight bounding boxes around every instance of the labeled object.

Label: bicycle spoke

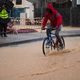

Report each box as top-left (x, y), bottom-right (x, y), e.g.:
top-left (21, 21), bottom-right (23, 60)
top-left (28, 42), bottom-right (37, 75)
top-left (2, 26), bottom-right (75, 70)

top-left (42, 38), bottom-right (53, 56)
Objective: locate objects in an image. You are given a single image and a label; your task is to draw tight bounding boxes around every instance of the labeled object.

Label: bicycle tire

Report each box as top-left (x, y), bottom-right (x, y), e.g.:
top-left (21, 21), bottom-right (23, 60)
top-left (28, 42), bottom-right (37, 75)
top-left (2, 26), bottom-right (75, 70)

top-left (61, 36), bottom-right (65, 48)
top-left (42, 38), bottom-right (53, 56)
top-left (57, 36), bottom-right (65, 50)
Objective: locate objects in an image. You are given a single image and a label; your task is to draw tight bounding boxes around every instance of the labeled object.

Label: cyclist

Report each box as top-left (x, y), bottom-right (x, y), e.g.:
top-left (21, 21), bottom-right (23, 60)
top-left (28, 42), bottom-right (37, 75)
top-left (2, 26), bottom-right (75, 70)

top-left (41, 3), bottom-right (63, 48)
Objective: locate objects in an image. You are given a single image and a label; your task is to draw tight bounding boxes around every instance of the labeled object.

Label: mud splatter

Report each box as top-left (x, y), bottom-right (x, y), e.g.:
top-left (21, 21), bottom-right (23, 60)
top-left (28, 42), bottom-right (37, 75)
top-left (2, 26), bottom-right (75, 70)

top-left (48, 49), bottom-right (73, 56)
top-left (31, 68), bottom-right (57, 76)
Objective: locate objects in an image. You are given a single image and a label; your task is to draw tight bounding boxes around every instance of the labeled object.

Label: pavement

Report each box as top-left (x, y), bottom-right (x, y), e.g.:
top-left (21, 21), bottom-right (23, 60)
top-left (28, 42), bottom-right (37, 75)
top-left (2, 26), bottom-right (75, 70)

top-left (0, 25), bottom-right (80, 47)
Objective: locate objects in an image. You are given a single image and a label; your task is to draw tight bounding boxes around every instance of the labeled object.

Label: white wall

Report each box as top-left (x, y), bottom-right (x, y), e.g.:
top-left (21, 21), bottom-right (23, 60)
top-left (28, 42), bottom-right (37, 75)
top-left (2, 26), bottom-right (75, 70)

top-left (25, 1), bottom-right (34, 20)
top-left (77, 0), bottom-right (80, 5)
top-left (20, 13), bottom-right (26, 25)
top-left (13, 0), bottom-right (34, 20)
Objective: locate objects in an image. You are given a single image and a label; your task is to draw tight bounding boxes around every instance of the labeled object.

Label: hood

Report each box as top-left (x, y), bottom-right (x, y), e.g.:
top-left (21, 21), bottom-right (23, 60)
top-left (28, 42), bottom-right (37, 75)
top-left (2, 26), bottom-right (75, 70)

top-left (47, 3), bottom-right (54, 10)
top-left (47, 3), bottom-right (58, 15)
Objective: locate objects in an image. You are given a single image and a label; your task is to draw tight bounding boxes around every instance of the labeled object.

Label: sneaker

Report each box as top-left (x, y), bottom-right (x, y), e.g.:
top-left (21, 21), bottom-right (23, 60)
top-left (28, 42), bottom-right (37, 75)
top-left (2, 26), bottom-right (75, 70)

top-left (59, 44), bottom-right (64, 49)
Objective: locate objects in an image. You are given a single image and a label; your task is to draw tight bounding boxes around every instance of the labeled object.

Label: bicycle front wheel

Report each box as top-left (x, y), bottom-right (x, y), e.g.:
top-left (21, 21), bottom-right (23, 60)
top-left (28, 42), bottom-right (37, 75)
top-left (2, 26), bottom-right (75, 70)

top-left (42, 38), bottom-right (53, 56)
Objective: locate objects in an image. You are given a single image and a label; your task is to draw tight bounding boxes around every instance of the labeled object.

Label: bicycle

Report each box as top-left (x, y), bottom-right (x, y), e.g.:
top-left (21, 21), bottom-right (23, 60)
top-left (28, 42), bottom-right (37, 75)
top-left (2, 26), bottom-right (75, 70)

top-left (42, 28), bottom-right (65, 56)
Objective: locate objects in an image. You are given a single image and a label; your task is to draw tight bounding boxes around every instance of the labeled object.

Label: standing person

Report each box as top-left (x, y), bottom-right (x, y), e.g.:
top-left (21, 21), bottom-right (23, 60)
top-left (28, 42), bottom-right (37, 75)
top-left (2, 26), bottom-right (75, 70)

top-left (41, 3), bottom-right (63, 48)
top-left (0, 5), bottom-right (10, 37)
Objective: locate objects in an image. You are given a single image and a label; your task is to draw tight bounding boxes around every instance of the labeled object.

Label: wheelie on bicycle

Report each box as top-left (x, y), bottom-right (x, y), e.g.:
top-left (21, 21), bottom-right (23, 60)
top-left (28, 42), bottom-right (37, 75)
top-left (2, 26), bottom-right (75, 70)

top-left (41, 3), bottom-right (65, 56)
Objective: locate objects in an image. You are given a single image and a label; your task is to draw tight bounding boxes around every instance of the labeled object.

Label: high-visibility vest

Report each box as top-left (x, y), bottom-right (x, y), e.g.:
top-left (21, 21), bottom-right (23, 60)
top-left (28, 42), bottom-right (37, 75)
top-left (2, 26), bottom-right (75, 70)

top-left (0, 8), bottom-right (9, 19)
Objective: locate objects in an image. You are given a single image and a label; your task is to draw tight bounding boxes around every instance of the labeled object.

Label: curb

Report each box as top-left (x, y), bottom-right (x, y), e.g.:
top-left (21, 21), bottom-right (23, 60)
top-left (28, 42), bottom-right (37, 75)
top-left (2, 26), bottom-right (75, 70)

top-left (0, 34), bottom-right (80, 47)
top-left (0, 38), bottom-right (43, 47)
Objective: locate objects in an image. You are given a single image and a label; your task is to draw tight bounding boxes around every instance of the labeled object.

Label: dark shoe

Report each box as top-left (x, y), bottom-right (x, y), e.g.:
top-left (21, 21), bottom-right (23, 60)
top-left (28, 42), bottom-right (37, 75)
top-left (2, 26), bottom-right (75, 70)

top-left (54, 43), bottom-right (58, 49)
top-left (60, 44), bottom-right (64, 49)
top-left (4, 35), bottom-right (7, 37)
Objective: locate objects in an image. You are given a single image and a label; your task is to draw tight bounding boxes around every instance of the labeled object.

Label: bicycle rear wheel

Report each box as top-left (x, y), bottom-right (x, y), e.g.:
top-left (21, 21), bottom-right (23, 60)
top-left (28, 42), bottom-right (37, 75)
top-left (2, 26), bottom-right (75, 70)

top-left (57, 36), bottom-right (65, 50)
top-left (42, 38), bottom-right (53, 56)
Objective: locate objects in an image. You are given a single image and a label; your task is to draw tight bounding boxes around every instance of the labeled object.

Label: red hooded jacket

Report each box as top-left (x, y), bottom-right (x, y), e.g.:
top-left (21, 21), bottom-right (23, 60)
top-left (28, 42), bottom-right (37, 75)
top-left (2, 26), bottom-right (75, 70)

top-left (42, 3), bottom-right (63, 29)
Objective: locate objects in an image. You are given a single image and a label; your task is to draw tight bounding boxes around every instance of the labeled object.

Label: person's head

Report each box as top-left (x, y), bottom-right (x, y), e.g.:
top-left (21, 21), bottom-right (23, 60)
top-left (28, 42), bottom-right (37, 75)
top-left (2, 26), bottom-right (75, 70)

top-left (46, 8), bottom-right (52, 14)
top-left (46, 3), bottom-right (54, 14)
top-left (2, 5), bottom-right (6, 9)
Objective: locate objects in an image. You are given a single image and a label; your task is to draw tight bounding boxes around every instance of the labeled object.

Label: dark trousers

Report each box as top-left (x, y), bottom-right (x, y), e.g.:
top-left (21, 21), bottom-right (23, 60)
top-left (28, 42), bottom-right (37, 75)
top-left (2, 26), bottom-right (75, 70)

top-left (46, 25), bottom-right (63, 45)
top-left (0, 18), bottom-right (10, 37)
top-left (46, 27), bottom-right (52, 40)
top-left (0, 23), bottom-right (7, 36)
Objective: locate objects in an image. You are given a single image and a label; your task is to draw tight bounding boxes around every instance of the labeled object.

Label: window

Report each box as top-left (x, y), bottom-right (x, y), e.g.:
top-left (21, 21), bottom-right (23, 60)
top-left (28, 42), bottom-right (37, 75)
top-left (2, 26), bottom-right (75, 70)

top-left (53, 0), bottom-right (72, 8)
top-left (16, 0), bottom-right (22, 5)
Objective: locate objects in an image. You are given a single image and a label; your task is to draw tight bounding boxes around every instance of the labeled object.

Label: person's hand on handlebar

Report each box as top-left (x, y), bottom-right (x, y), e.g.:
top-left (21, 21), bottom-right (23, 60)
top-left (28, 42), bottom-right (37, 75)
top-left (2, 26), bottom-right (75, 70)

top-left (41, 27), bottom-right (45, 30)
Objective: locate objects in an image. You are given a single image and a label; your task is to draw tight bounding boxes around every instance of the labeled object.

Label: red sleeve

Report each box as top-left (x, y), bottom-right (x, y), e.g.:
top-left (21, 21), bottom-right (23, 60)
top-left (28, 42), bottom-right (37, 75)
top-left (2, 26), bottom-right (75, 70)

top-left (42, 14), bottom-right (48, 28)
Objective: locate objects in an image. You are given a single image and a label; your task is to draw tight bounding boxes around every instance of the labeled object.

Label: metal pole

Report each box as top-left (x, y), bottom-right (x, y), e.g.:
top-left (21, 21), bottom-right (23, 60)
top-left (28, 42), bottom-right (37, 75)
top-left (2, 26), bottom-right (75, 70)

top-left (41, 0), bottom-right (46, 18)
top-left (45, 0), bottom-right (47, 7)
top-left (72, 0), bottom-right (77, 7)
top-left (41, 0), bottom-right (43, 18)
top-left (70, 0), bottom-right (76, 26)
top-left (70, 0), bottom-right (74, 26)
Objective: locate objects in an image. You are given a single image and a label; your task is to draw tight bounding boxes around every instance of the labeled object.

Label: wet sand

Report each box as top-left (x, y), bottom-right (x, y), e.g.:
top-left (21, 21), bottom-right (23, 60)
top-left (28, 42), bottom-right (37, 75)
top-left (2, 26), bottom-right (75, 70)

top-left (0, 37), bottom-right (80, 80)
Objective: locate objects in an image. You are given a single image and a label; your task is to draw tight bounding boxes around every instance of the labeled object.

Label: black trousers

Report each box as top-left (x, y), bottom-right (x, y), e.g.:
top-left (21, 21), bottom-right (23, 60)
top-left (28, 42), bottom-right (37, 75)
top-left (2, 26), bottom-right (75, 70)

top-left (0, 18), bottom-right (10, 36)
top-left (0, 23), bottom-right (7, 36)
top-left (46, 25), bottom-right (63, 46)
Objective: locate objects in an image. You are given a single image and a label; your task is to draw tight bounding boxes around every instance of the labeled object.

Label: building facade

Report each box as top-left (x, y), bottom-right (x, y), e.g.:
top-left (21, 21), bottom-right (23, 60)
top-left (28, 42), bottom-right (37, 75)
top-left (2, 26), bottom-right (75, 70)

top-left (12, 0), bottom-right (80, 26)
top-left (12, 0), bottom-right (34, 20)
